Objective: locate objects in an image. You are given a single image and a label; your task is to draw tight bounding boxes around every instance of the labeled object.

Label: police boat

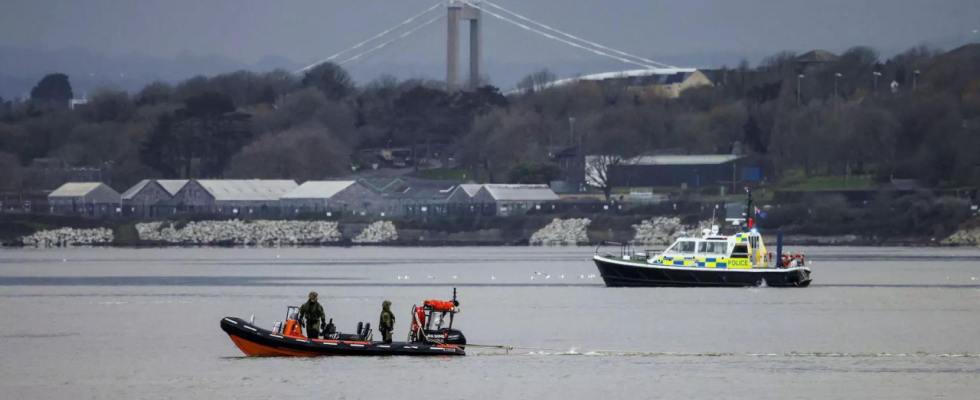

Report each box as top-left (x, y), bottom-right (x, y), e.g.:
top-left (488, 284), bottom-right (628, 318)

top-left (220, 290), bottom-right (466, 357)
top-left (593, 191), bottom-right (811, 288)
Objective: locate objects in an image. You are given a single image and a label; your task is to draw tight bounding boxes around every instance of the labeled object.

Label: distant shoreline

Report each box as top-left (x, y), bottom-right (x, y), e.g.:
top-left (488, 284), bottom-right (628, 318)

top-left (0, 235), bottom-right (960, 248)
top-left (2, 213), bottom-right (974, 248)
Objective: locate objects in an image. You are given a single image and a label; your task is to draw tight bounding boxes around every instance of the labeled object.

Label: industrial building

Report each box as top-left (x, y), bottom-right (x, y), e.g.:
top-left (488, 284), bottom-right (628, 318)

top-left (604, 155), bottom-right (762, 189)
top-left (280, 181), bottom-right (384, 217)
top-left (120, 180), bottom-right (188, 218)
top-left (157, 180), bottom-right (297, 217)
top-left (470, 184), bottom-right (559, 216)
top-left (623, 70), bottom-right (714, 98)
top-left (379, 178), bottom-right (467, 217)
top-left (48, 182), bottom-right (121, 217)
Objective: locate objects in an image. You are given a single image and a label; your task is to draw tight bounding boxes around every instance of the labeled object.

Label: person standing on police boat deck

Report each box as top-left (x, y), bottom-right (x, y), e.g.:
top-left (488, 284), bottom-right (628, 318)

top-left (299, 292), bottom-right (326, 339)
top-left (379, 300), bottom-right (396, 344)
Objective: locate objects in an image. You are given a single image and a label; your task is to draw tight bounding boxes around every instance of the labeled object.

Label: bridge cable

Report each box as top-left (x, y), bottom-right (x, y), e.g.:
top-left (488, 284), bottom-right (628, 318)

top-left (459, 1), bottom-right (657, 70)
top-left (481, 1), bottom-right (676, 69)
top-left (338, 13), bottom-right (447, 65)
top-left (295, 1), bottom-right (444, 74)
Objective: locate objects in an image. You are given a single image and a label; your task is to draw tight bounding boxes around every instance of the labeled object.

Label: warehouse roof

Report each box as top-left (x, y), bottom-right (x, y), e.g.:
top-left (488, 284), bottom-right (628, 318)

top-left (49, 182), bottom-right (121, 203)
top-left (281, 181), bottom-right (357, 199)
top-left (385, 179), bottom-right (463, 201)
top-left (121, 179), bottom-right (189, 200)
top-left (796, 49), bottom-right (840, 64)
top-left (481, 184), bottom-right (559, 201)
top-left (120, 180), bottom-right (152, 200)
top-left (630, 155), bottom-right (743, 165)
top-left (459, 184), bottom-right (483, 197)
top-left (157, 180), bottom-right (189, 195)
top-left (50, 182), bottom-right (105, 197)
top-left (196, 180), bottom-right (298, 201)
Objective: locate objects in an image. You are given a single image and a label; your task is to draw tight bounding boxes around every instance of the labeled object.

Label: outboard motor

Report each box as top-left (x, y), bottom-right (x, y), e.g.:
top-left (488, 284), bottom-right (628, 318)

top-left (422, 327), bottom-right (467, 347)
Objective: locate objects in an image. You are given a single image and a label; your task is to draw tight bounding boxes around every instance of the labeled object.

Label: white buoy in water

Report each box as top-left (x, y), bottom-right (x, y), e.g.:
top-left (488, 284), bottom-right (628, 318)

top-left (491, 276), bottom-right (496, 280)
top-left (453, 275), bottom-right (458, 279)
top-left (398, 276), bottom-right (402, 280)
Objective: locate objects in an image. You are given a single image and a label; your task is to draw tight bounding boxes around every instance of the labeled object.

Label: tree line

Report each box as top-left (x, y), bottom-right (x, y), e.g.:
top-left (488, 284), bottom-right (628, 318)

top-left (0, 44), bottom-right (978, 195)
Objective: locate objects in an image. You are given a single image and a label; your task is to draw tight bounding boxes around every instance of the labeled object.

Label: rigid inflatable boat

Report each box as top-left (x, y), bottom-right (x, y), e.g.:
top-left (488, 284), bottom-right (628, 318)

top-left (221, 290), bottom-right (466, 357)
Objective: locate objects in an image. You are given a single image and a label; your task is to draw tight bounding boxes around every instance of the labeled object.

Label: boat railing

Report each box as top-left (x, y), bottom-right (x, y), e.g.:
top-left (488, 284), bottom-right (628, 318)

top-left (596, 241), bottom-right (662, 261)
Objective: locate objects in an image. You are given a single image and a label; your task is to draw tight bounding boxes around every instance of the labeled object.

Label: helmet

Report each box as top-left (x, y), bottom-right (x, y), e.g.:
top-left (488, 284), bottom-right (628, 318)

top-left (309, 291), bottom-right (318, 300)
top-left (382, 300), bottom-right (392, 308)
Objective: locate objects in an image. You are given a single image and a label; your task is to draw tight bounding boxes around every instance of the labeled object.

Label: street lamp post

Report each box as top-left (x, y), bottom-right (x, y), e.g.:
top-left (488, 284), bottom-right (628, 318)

top-left (568, 117), bottom-right (576, 145)
top-left (797, 74), bottom-right (805, 107)
top-left (873, 71), bottom-right (882, 96)
top-left (913, 70), bottom-right (920, 90)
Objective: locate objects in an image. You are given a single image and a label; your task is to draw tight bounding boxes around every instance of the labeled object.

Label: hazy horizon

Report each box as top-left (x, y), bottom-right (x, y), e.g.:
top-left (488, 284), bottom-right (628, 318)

top-left (3, 0), bottom-right (978, 66)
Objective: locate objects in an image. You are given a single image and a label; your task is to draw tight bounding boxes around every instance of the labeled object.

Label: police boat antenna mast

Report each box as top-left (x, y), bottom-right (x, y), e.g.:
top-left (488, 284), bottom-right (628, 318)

top-left (744, 187), bottom-right (755, 232)
top-left (449, 287), bottom-right (457, 329)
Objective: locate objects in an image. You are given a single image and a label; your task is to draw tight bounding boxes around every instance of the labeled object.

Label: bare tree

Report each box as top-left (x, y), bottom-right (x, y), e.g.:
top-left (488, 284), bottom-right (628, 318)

top-left (583, 127), bottom-right (644, 200)
top-left (226, 123), bottom-right (351, 181)
top-left (516, 69), bottom-right (557, 95)
top-left (585, 153), bottom-right (638, 201)
top-left (459, 108), bottom-right (544, 182)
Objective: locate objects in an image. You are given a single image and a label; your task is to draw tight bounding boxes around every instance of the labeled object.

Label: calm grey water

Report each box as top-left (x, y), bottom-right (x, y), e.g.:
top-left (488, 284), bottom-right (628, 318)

top-left (1, 246), bottom-right (979, 399)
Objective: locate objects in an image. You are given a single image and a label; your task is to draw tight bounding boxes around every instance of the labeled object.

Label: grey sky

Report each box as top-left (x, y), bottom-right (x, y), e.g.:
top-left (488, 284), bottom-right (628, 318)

top-left (2, 0), bottom-right (978, 67)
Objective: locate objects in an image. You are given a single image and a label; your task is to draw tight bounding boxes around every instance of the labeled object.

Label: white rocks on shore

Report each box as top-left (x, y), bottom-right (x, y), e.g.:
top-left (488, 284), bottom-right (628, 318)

top-left (631, 217), bottom-right (695, 245)
top-left (352, 221), bottom-right (398, 244)
top-left (136, 220), bottom-right (341, 245)
top-left (943, 226), bottom-right (980, 247)
top-left (530, 218), bottom-right (591, 245)
top-left (21, 227), bottom-right (114, 247)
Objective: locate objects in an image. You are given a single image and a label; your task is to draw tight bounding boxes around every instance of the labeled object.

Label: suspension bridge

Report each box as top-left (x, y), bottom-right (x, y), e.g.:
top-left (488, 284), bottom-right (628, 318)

top-left (294, 0), bottom-right (690, 91)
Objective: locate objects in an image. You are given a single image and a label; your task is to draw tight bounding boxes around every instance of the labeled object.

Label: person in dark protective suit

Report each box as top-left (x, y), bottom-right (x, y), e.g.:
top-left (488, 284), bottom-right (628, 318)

top-left (379, 300), bottom-right (396, 344)
top-left (299, 291), bottom-right (326, 339)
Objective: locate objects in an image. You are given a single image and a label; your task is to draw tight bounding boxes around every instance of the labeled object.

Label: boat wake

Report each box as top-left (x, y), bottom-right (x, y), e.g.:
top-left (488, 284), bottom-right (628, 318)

top-left (474, 350), bottom-right (980, 358)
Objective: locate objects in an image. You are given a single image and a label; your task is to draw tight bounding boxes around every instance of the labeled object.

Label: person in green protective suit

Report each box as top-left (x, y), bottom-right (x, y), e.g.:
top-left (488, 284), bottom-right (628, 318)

top-left (299, 291), bottom-right (325, 339)
top-left (379, 300), bottom-right (395, 344)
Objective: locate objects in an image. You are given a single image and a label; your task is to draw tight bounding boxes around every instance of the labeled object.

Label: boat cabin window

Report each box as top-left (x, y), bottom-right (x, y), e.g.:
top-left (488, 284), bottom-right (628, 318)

top-left (731, 244), bottom-right (749, 259)
top-left (667, 240), bottom-right (697, 254)
top-left (697, 241), bottom-right (728, 255)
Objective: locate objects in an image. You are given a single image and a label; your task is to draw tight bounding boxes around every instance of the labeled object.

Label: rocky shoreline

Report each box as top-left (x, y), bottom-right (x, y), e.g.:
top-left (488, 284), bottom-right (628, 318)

top-left (942, 225), bottom-right (980, 247)
top-left (4, 217), bottom-right (978, 248)
top-left (20, 227), bottom-right (114, 247)
top-left (135, 220), bottom-right (343, 245)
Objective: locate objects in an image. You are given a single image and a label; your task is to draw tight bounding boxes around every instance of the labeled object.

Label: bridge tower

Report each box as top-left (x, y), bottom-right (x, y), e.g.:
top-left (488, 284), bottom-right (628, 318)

top-left (446, 0), bottom-right (482, 91)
